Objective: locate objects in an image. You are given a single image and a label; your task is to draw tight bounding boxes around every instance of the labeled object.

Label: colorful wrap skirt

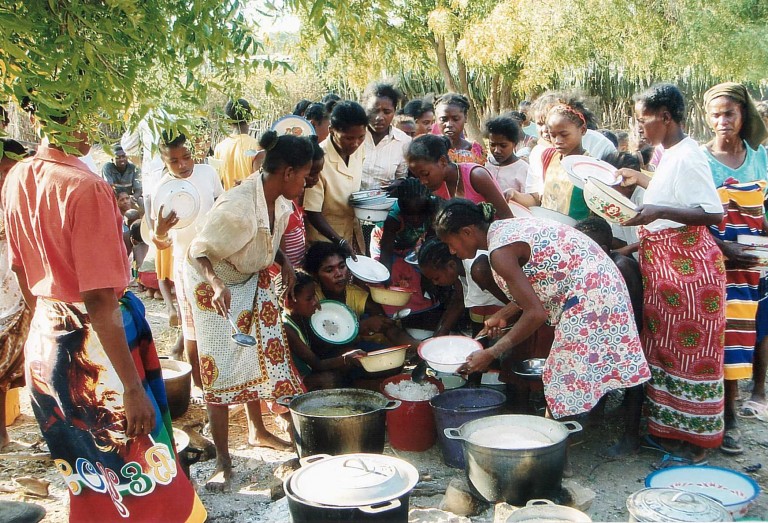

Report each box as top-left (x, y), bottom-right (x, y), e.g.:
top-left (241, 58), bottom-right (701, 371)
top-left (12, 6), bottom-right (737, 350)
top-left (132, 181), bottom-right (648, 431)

top-left (25, 292), bottom-right (205, 522)
top-left (639, 225), bottom-right (727, 448)
top-left (184, 260), bottom-right (304, 405)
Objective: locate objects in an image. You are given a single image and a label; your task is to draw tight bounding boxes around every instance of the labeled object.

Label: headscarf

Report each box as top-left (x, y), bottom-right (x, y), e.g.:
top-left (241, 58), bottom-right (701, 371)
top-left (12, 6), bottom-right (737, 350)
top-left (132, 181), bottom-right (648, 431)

top-left (703, 82), bottom-right (768, 149)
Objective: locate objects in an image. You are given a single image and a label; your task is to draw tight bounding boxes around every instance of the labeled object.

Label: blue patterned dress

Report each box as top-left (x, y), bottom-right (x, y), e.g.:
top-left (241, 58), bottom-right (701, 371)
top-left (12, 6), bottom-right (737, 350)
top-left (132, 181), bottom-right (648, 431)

top-left (487, 218), bottom-right (651, 418)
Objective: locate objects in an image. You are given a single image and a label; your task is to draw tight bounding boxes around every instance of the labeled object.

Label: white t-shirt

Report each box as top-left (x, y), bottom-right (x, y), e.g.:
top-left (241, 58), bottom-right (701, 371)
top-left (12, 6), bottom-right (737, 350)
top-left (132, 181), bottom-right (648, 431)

top-left (642, 137), bottom-right (722, 233)
top-left (485, 158), bottom-right (529, 194)
top-left (360, 127), bottom-right (411, 190)
top-left (524, 142), bottom-right (548, 194)
top-left (582, 129), bottom-right (617, 161)
top-left (153, 164), bottom-right (224, 261)
top-left (460, 251), bottom-right (505, 309)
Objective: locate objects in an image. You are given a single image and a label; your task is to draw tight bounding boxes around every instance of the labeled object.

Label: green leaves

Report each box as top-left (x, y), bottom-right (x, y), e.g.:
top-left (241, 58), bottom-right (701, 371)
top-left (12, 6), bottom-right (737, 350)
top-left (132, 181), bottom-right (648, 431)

top-left (0, 0), bottom-right (287, 146)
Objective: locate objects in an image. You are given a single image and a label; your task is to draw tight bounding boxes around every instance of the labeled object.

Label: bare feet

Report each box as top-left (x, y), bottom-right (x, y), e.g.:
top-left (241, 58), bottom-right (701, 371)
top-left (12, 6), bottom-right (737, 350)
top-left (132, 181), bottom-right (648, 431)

top-left (205, 462), bottom-right (233, 492)
top-left (168, 307), bottom-right (180, 327)
top-left (190, 386), bottom-right (205, 405)
top-left (248, 431), bottom-right (292, 451)
top-left (0, 432), bottom-right (10, 450)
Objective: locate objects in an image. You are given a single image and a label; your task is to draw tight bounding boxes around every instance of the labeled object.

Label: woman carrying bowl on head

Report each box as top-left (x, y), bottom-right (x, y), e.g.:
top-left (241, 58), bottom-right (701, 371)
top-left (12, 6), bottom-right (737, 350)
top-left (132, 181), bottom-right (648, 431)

top-left (618, 83), bottom-right (727, 463)
top-left (701, 82), bottom-right (768, 455)
top-left (184, 131), bottom-right (310, 492)
top-left (407, 134), bottom-right (513, 219)
top-left (434, 198), bottom-right (650, 453)
top-left (304, 100), bottom-right (369, 256)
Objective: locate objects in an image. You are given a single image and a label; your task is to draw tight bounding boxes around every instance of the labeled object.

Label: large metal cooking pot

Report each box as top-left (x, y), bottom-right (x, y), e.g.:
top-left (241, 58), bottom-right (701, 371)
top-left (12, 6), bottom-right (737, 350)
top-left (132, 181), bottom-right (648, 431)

top-left (505, 499), bottom-right (592, 522)
top-left (445, 414), bottom-right (581, 505)
top-left (626, 488), bottom-right (733, 522)
top-left (285, 453), bottom-right (418, 523)
top-left (277, 389), bottom-right (400, 457)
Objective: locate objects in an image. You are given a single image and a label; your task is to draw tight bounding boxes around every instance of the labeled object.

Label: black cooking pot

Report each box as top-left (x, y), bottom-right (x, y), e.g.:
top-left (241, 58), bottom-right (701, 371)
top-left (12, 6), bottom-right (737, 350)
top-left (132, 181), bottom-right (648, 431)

top-left (277, 389), bottom-right (400, 457)
top-left (284, 453), bottom-right (417, 523)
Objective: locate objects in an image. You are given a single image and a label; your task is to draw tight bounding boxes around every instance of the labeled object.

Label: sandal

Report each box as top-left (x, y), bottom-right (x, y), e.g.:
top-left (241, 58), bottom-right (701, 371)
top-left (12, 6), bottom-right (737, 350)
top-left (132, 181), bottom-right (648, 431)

top-left (737, 400), bottom-right (768, 422)
top-left (720, 428), bottom-right (744, 455)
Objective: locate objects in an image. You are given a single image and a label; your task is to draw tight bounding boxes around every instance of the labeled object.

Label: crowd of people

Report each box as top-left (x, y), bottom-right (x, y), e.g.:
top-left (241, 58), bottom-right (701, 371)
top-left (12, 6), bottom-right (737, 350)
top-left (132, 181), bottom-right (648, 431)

top-left (0, 79), bottom-right (767, 520)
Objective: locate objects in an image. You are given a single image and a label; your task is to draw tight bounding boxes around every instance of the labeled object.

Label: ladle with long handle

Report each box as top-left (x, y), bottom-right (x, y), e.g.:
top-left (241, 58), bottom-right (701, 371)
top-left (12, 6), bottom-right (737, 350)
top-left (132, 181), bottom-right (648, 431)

top-left (226, 311), bottom-right (257, 347)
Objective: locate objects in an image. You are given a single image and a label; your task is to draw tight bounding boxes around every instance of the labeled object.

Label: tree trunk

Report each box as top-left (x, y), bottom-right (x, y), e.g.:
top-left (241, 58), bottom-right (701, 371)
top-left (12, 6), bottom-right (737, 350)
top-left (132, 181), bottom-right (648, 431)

top-left (456, 56), bottom-right (483, 143)
top-left (490, 74), bottom-right (501, 115)
top-left (433, 36), bottom-right (459, 93)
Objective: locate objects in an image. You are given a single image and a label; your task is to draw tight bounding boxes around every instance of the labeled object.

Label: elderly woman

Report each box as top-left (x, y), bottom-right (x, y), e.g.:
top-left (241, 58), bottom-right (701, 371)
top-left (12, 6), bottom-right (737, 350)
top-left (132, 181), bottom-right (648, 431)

top-left (701, 82), bottom-right (768, 454)
top-left (184, 131), bottom-right (311, 491)
top-left (619, 84), bottom-right (726, 464)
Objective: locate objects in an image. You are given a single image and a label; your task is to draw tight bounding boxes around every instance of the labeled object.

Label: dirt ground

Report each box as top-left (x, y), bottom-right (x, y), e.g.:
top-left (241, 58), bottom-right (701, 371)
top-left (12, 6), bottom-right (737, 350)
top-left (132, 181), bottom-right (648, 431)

top-left (2, 289), bottom-right (768, 522)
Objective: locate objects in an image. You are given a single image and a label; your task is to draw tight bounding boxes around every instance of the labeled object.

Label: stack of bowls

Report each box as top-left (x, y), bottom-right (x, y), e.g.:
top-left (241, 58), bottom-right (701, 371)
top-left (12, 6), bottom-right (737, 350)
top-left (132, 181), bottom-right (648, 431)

top-left (349, 190), bottom-right (396, 222)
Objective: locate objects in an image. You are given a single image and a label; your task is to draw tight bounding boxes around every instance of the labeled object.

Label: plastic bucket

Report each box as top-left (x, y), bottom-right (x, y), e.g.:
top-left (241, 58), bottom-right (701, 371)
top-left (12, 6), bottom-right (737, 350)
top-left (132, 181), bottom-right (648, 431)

top-left (430, 388), bottom-right (507, 468)
top-left (381, 374), bottom-right (444, 451)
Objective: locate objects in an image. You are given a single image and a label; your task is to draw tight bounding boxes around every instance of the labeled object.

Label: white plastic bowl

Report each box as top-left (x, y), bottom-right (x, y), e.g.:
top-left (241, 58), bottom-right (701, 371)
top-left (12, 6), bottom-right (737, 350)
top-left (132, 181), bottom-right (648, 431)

top-left (418, 336), bottom-right (481, 373)
top-left (359, 345), bottom-right (408, 373)
top-left (584, 178), bottom-right (638, 224)
top-left (353, 206), bottom-right (390, 222)
top-left (351, 197), bottom-right (396, 210)
top-left (406, 327), bottom-right (433, 341)
top-left (369, 286), bottom-right (413, 306)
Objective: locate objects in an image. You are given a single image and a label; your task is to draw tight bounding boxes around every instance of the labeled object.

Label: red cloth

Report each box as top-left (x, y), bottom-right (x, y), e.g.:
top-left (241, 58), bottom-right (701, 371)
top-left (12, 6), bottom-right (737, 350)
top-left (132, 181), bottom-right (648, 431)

top-left (2, 145), bottom-right (129, 301)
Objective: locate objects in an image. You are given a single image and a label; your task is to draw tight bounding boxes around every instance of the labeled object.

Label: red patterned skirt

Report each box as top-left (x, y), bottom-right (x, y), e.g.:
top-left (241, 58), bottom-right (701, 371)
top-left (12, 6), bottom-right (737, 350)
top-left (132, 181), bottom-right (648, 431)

top-left (183, 260), bottom-right (304, 405)
top-left (639, 225), bottom-right (726, 448)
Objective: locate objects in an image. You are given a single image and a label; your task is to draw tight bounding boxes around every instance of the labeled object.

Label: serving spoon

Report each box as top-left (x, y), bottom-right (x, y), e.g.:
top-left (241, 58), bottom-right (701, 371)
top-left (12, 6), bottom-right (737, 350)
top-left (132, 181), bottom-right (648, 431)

top-left (226, 311), bottom-right (257, 347)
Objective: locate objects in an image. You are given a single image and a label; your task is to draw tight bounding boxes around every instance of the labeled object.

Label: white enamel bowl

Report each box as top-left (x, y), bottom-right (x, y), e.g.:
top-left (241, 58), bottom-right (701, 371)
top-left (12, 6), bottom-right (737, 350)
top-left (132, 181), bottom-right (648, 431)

top-left (418, 336), bottom-right (481, 374)
top-left (584, 178), bottom-right (638, 225)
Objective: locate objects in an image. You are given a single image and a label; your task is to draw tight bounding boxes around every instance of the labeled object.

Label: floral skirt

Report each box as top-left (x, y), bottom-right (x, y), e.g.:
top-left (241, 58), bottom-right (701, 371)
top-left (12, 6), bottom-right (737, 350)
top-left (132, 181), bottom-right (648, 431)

top-left (184, 260), bottom-right (304, 404)
top-left (639, 226), bottom-right (726, 448)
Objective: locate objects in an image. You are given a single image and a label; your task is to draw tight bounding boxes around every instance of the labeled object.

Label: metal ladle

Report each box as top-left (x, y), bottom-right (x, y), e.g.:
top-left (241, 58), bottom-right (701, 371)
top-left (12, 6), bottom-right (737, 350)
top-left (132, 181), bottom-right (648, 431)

top-left (226, 311), bottom-right (257, 347)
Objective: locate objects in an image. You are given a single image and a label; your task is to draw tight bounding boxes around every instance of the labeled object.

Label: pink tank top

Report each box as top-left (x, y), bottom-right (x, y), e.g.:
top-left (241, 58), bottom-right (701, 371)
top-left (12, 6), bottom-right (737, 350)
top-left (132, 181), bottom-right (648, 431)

top-left (435, 163), bottom-right (501, 204)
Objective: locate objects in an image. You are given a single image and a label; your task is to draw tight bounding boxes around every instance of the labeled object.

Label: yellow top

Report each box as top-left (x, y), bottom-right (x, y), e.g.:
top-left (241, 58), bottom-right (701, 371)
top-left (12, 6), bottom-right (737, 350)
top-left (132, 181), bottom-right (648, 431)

top-left (316, 283), bottom-right (369, 317)
top-left (303, 137), bottom-right (364, 249)
top-left (214, 134), bottom-right (260, 190)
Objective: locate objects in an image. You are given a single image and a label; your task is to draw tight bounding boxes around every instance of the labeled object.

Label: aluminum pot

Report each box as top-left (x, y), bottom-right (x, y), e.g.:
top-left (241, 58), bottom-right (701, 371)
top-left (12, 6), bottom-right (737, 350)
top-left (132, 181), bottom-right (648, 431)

top-left (277, 389), bottom-right (400, 458)
top-left (505, 499), bottom-right (592, 522)
top-left (444, 414), bottom-right (581, 505)
top-left (284, 453), bottom-right (417, 523)
top-left (627, 488), bottom-right (733, 522)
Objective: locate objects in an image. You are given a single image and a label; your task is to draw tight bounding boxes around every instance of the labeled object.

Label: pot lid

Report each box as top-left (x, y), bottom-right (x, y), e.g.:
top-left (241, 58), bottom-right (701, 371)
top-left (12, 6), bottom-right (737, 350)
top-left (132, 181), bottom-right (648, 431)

top-left (627, 488), bottom-right (733, 522)
top-left (289, 453), bottom-right (419, 507)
